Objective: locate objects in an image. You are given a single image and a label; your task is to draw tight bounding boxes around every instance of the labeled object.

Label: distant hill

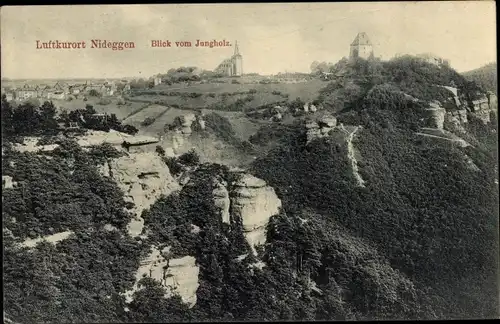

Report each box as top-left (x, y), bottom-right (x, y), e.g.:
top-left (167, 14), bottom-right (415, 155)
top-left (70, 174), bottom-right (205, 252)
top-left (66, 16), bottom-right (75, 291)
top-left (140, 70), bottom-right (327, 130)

top-left (462, 62), bottom-right (497, 94)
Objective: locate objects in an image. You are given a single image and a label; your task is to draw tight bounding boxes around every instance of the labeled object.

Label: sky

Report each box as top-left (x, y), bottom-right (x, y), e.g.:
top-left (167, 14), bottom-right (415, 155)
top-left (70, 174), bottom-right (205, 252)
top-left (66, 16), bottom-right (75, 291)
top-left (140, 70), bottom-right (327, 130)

top-left (1, 2), bottom-right (496, 79)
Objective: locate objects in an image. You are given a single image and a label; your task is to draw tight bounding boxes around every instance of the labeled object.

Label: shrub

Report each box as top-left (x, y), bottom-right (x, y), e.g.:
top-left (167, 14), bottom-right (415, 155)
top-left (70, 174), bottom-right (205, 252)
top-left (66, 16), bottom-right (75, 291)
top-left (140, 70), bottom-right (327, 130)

top-left (142, 117), bottom-right (155, 127)
top-left (155, 145), bottom-right (165, 157)
top-left (163, 157), bottom-right (183, 176)
top-left (178, 149), bottom-right (200, 166)
top-left (98, 98), bottom-right (112, 105)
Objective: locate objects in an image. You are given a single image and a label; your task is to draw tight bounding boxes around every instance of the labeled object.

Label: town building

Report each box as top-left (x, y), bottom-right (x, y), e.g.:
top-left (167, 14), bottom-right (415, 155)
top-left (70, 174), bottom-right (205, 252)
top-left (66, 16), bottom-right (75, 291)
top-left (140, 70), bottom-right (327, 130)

top-left (16, 84), bottom-right (38, 100)
top-left (349, 32), bottom-right (374, 60)
top-left (214, 41), bottom-right (243, 77)
top-left (4, 92), bottom-right (15, 101)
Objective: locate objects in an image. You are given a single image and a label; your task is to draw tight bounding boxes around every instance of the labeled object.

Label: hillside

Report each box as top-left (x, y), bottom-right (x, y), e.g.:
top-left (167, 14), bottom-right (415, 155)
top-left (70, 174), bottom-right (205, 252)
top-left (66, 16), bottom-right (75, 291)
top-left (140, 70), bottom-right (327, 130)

top-left (463, 62), bottom-right (497, 94)
top-left (2, 55), bottom-right (499, 322)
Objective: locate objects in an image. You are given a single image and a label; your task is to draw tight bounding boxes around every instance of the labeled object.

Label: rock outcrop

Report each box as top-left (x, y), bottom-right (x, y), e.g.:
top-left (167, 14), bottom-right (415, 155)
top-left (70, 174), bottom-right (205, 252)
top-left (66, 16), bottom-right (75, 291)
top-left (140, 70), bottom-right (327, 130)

top-left (306, 115), bottom-right (337, 143)
top-left (212, 179), bottom-right (230, 224)
top-left (470, 93), bottom-right (497, 124)
top-left (161, 113), bottom-right (206, 156)
top-left (20, 230), bottom-right (74, 249)
top-left (2, 175), bottom-right (16, 189)
top-left (487, 91), bottom-right (498, 111)
top-left (124, 246), bottom-right (199, 308)
top-left (439, 85), bottom-right (461, 107)
top-left (425, 101), bottom-right (446, 130)
top-left (445, 109), bottom-right (468, 133)
top-left (13, 137), bottom-right (59, 153)
top-left (102, 152), bottom-right (180, 237)
top-left (229, 173), bottom-right (282, 255)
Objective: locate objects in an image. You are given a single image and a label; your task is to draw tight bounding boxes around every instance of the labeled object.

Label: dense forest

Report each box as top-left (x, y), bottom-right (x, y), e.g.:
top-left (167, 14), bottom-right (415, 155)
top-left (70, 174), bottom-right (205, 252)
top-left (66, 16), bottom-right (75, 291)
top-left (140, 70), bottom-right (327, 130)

top-left (251, 62), bottom-right (499, 318)
top-left (463, 62), bottom-right (497, 95)
top-left (2, 56), bottom-right (499, 322)
top-left (1, 96), bottom-right (138, 139)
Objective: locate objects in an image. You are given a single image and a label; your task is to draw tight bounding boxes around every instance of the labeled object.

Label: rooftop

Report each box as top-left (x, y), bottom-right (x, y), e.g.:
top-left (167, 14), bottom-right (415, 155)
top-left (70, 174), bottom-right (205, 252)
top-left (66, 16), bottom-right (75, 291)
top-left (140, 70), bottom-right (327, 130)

top-left (351, 32), bottom-right (372, 46)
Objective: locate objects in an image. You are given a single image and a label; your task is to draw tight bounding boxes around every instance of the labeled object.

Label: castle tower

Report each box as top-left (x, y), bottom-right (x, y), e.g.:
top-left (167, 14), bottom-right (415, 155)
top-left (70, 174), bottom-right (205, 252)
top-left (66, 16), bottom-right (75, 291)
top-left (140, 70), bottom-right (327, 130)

top-left (349, 32), bottom-right (374, 60)
top-left (232, 41), bottom-right (243, 76)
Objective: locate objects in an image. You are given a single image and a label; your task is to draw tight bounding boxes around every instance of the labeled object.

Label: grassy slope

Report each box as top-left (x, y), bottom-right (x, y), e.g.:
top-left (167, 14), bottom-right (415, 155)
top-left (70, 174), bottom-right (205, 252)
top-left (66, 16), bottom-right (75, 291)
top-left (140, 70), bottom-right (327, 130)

top-left (152, 79), bottom-right (325, 101)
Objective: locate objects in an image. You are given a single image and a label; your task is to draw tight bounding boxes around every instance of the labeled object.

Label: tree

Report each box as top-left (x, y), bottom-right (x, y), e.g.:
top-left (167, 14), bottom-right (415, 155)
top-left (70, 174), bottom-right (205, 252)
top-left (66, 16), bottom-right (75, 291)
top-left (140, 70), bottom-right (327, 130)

top-left (88, 89), bottom-right (101, 97)
top-left (178, 149), bottom-right (200, 166)
top-left (155, 145), bottom-right (165, 157)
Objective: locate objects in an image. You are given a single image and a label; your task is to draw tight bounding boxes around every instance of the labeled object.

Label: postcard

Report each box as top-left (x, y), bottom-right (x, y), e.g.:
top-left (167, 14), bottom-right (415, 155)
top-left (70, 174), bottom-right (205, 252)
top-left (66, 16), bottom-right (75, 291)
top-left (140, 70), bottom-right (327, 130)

top-left (1, 2), bottom-right (498, 322)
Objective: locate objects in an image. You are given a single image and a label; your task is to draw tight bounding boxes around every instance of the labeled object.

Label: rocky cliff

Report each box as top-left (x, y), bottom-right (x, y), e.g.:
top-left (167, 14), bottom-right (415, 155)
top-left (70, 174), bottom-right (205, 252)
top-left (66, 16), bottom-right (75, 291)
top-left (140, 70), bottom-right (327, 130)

top-left (229, 173), bottom-right (282, 255)
top-left (100, 152), bottom-right (180, 237)
top-left (161, 113), bottom-right (206, 157)
top-left (212, 179), bottom-right (231, 224)
top-left (425, 101), bottom-right (447, 130)
top-left (123, 245), bottom-right (199, 308)
top-left (305, 115), bottom-right (337, 144)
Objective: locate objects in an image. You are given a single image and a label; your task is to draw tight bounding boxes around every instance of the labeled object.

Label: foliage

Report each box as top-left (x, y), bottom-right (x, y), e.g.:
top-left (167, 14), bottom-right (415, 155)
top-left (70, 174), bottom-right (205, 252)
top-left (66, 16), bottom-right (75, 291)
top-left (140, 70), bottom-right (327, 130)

top-left (250, 118), bottom-right (498, 319)
top-left (463, 62), bottom-right (497, 95)
top-left (1, 98), bottom-right (59, 137)
top-left (163, 156), bottom-right (184, 176)
top-left (62, 104), bottom-right (138, 134)
top-left (203, 112), bottom-right (256, 154)
top-left (155, 145), bottom-right (165, 157)
top-left (88, 89), bottom-right (102, 97)
top-left (316, 55), bottom-right (487, 113)
top-left (178, 149), bottom-right (201, 166)
top-left (141, 116), bottom-right (156, 127)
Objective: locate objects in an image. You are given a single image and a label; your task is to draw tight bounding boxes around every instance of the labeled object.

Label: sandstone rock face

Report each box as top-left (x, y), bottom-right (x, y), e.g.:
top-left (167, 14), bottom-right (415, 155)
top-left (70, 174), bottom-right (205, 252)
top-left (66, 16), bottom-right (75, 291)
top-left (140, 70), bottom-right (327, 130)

top-left (229, 173), bottom-right (282, 255)
top-left (445, 109), bottom-right (468, 132)
top-left (2, 175), bottom-right (16, 189)
top-left (439, 85), bottom-right (461, 106)
top-left (162, 113), bottom-right (205, 156)
top-left (13, 137), bottom-right (59, 153)
top-left (425, 102), bottom-right (446, 130)
top-left (472, 96), bottom-right (490, 112)
top-left (20, 230), bottom-right (74, 248)
top-left (124, 246), bottom-right (199, 308)
top-left (212, 180), bottom-right (230, 224)
top-left (164, 256), bottom-right (199, 307)
top-left (306, 116), bottom-right (337, 144)
top-left (104, 152), bottom-right (180, 237)
top-left (457, 109), bottom-right (468, 123)
top-left (487, 92), bottom-right (498, 111)
top-left (231, 174), bottom-right (281, 231)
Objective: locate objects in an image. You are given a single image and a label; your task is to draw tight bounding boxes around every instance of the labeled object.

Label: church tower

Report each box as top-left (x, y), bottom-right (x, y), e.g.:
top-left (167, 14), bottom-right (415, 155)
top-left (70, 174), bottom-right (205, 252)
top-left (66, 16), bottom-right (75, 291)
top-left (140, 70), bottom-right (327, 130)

top-left (349, 32), bottom-right (374, 60)
top-left (232, 41), bottom-right (243, 76)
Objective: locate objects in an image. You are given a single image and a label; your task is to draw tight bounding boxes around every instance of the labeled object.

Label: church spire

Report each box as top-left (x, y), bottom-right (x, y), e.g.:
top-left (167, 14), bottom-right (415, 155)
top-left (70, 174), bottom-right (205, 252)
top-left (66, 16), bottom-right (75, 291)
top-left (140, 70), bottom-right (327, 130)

top-left (234, 41), bottom-right (240, 56)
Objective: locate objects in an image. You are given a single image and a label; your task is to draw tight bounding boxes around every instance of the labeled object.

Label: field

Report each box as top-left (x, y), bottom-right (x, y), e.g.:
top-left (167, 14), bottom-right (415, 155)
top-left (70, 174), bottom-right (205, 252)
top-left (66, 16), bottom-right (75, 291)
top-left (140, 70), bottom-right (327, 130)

top-left (46, 79), bottom-right (328, 141)
top-left (53, 98), bottom-right (147, 120)
top-left (129, 106), bottom-right (196, 136)
top-left (149, 78), bottom-right (326, 102)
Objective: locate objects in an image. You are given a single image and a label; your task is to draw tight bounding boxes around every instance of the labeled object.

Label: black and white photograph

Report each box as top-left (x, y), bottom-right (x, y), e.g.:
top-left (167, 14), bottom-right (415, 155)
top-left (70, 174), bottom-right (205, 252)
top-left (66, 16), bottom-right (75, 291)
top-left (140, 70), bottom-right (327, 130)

top-left (1, 2), bottom-right (498, 322)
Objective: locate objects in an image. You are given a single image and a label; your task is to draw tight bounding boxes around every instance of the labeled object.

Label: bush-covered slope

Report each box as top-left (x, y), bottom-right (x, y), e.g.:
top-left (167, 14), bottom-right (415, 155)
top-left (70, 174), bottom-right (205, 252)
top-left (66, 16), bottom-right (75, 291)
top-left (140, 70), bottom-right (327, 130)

top-left (250, 84), bottom-right (499, 319)
top-left (463, 62), bottom-right (497, 94)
